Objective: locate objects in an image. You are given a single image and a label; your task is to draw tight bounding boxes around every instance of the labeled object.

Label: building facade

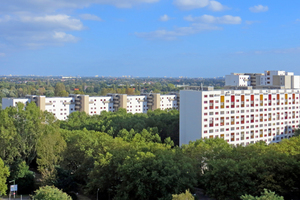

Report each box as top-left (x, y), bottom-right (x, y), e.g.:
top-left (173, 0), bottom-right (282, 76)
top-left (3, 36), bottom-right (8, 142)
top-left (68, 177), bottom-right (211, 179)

top-left (2, 93), bottom-right (179, 121)
top-left (180, 88), bottom-right (299, 146)
top-left (225, 70), bottom-right (300, 89)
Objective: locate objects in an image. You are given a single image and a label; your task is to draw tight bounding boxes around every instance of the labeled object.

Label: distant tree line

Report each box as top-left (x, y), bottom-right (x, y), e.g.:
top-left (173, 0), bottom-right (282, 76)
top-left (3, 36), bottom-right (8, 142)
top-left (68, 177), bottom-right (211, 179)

top-left (0, 76), bottom-right (225, 106)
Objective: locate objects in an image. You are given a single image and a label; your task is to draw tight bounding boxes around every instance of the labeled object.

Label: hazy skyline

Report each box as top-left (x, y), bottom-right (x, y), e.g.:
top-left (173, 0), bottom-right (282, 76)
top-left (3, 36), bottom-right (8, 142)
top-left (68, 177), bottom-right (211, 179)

top-left (0, 0), bottom-right (299, 77)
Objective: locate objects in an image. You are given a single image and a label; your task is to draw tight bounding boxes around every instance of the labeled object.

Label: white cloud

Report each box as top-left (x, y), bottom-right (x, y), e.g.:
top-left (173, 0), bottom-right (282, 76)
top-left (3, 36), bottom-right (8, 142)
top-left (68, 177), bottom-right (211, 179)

top-left (159, 14), bottom-right (171, 22)
top-left (208, 1), bottom-right (228, 11)
top-left (53, 32), bottom-right (79, 42)
top-left (135, 23), bottom-right (221, 40)
top-left (249, 5), bottom-right (268, 13)
top-left (20, 15), bottom-right (84, 31)
top-left (0, 53), bottom-right (6, 57)
top-left (80, 14), bottom-right (103, 21)
top-left (173, 0), bottom-right (210, 10)
top-left (0, 14), bottom-right (82, 48)
top-left (184, 14), bottom-right (241, 24)
top-left (0, 0), bottom-right (161, 51)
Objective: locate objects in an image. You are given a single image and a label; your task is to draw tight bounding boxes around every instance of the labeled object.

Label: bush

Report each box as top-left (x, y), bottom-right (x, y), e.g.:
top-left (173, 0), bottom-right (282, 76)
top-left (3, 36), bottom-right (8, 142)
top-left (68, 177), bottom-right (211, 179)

top-left (33, 185), bottom-right (72, 200)
top-left (172, 190), bottom-right (195, 200)
top-left (241, 189), bottom-right (284, 200)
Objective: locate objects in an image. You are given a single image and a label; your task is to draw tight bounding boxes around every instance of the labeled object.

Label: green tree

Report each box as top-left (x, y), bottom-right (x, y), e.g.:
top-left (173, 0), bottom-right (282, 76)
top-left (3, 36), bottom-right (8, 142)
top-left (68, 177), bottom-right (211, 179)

top-left (241, 189), bottom-right (284, 200)
top-left (9, 160), bottom-right (34, 194)
top-left (114, 149), bottom-right (196, 200)
top-left (33, 185), bottom-right (72, 200)
top-left (37, 112), bottom-right (66, 184)
top-left (55, 83), bottom-right (69, 97)
top-left (200, 142), bottom-right (299, 200)
top-left (172, 190), bottom-right (195, 200)
top-left (0, 158), bottom-right (9, 196)
top-left (168, 83), bottom-right (175, 91)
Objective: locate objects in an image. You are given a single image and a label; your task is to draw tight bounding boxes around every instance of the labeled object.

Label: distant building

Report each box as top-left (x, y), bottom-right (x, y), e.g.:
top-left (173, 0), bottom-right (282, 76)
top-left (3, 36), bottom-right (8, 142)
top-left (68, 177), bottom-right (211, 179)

top-left (2, 93), bottom-right (179, 121)
top-left (225, 70), bottom-right (300, 89)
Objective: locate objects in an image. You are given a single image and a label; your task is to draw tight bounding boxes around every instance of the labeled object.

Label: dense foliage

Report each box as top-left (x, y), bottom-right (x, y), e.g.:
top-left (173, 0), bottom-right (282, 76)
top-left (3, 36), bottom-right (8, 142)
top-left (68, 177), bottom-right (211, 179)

top-left (60, 108), bottom-right (179, 145)
top-left (172, 190), bottom-right (195, 200)
top-left (33, 185), bottom-right (72, 200)
top-left (0, 158), bottom-right (9, 196)
top-left (240, 189), bottom-right (284, 200)
top-left (0, 102), bottom-right (300, 200)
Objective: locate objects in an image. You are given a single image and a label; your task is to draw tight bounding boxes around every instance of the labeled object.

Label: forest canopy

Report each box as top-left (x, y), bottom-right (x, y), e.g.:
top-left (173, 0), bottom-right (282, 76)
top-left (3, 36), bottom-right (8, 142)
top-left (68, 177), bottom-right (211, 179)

top-left (0, 102), bottom-right (300, 200)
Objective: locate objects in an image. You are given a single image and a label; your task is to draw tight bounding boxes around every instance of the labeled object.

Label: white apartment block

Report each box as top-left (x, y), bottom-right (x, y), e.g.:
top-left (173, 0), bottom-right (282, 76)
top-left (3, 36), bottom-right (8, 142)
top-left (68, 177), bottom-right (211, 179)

top-left (180, 88), bottom-right (300, 146)
top-left (2, 93), bottom-right (179, 121)
top-left (225, 70), bottom-right (300, 89)
top-left (225, 73), bottom-right (253, 87)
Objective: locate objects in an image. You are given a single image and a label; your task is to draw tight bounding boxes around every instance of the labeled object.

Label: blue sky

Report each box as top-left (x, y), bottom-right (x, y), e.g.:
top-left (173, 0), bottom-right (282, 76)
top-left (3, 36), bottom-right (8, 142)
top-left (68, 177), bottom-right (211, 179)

top-left (0, 0), bottom-right (299, 77)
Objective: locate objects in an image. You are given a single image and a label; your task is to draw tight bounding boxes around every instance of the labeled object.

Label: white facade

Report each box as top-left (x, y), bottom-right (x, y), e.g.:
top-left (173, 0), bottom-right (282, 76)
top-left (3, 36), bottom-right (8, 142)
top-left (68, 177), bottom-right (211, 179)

top-left (88, 96), bottom-right (114, 116)
top-left (44, 97), bottom-right (75, 120)
top-left (180, 89), bottom-right (299, 146)
top-left (126, 95), bottom-right (148, 114)
top-left (225, 70), bottom-right (300, 89)
top-left (292, 76), bottom-right (300, 89)
top-left (225, 73), bottom-right (251, 87)
top-left (160, 95), bottom-right (178, 110)
top-left (260, 71), bottom-right (286, 86)
top-left (2, 98), bottom-right (31, 109)
top-left (2, 93), bottom-right (179, 120)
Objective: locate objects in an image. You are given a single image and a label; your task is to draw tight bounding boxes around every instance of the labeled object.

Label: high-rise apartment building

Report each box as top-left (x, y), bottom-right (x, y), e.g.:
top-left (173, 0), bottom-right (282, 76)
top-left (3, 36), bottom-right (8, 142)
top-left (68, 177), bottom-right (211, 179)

top-left (180, 70), bottom-right (300, 146)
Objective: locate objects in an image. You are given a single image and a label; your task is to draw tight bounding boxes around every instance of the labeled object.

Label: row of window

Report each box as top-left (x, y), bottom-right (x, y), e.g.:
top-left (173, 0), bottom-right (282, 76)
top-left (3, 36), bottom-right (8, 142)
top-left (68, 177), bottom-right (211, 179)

top-left (203, 107), bottom-right (299, 115)
top-left (90, 107), bottom-right (109, 110)
top-left (204, 120), bottom-right (298, 128)
top-left (127, 109), bottom-right (148, 112)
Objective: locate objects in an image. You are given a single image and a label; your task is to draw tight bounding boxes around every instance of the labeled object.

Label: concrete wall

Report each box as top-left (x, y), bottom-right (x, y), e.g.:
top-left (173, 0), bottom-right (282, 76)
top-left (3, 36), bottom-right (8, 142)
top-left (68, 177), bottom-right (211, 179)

top-left (152, 93), bottom-right (161, 110)
top-left (225, 74), bottom-right (239, 86)
top-left (36, 96), bottom-right (46, 111)
top-left (2, 98), bottom-right (14, 109)
top-left (284, 76), bottom-right (292, 89)
top-left (292, 76), bottom-right (300, 89)
top-left (179, 90), bottom-right (202, 146)
top-left (119, 94), bottom-right (127, 109)
top-left (80, 95), bottom-right (89, 114)
top-left (272, 75), bottom-right (281, 86)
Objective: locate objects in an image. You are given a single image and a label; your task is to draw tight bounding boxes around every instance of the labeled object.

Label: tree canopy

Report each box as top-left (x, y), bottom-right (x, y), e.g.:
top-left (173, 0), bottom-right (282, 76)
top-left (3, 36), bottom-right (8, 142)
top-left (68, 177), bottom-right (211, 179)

top-left (0, 158), bottom-right (9, 196)
top-left (33, 186), bottom-right (72, 200)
